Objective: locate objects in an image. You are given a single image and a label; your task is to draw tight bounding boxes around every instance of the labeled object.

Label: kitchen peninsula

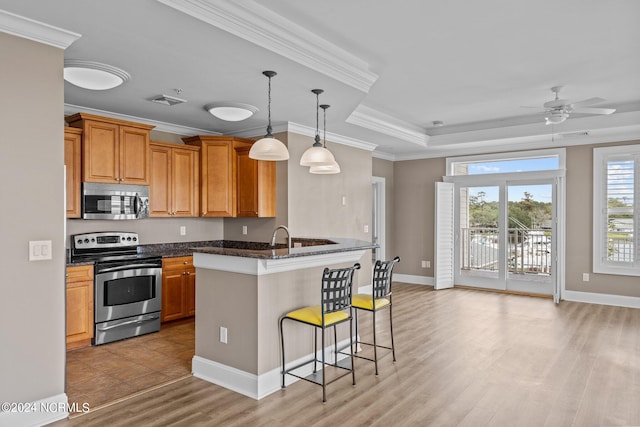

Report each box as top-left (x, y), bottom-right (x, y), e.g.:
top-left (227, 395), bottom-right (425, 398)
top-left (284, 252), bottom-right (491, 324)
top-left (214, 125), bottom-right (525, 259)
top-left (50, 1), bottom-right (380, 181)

top-left (190, 238), bottom-right (375, 399)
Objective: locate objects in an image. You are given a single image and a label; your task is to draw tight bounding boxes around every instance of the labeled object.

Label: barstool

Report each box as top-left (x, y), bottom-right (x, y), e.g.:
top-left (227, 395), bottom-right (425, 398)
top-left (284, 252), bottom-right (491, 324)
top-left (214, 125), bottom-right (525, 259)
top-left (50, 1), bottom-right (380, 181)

top-left (279, 263), bottom-right (360, 402)
top-left (352, 256), bottom-right (400, 375)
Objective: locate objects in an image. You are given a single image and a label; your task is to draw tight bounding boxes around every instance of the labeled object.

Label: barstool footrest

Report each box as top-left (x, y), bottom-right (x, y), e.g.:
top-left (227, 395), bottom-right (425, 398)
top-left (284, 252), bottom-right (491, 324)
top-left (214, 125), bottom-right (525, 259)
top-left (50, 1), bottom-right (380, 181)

top-left (284, 357), bottom-right (353, 386)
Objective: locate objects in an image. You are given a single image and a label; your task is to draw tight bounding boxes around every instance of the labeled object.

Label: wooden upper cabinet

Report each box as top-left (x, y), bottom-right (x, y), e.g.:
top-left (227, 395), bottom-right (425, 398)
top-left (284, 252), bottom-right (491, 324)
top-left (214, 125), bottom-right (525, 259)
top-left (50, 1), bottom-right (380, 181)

top-left (183, 135), bottom-right (276, 218)
top-left (64, 127), bottom-right (82, 218)
top-left (149, 141), bottom-right (200, 217)
top-left (235, 145), bottom-right (276, 217)
top-left (65, 113), bottom-right (154, 184)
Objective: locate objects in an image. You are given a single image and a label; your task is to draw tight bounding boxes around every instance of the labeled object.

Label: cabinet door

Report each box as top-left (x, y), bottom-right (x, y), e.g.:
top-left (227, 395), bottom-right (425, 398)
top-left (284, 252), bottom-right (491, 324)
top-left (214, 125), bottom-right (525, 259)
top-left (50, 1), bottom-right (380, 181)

top-left (201, 141), bottom-right (235, 217)
top-left (185, 268), bottom-right (196, 316)
top-left (235, 146), bottom-right (258, 217)
top-left (83, 120), bottom-right (120, 183)
top-left (150, 144), bottom-right (172, 217)
top-left (64, 128), bottom-right (82, 218)
top-left (162, 269), bottom-right (186, 322)
top-left (66, 265), bottom-right (94, 350)
top-left (120, 125), bottom-right (150, 184)
top-left (172, 148), bottom-right (199, 217)
top-left (257, 159), bottom-right (276, 217)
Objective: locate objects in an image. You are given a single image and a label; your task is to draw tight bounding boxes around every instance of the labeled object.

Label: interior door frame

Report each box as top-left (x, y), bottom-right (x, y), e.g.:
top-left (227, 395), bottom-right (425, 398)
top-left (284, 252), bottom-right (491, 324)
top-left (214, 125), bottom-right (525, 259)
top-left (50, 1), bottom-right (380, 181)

top-left (372, 176), bottom-right (386, 262)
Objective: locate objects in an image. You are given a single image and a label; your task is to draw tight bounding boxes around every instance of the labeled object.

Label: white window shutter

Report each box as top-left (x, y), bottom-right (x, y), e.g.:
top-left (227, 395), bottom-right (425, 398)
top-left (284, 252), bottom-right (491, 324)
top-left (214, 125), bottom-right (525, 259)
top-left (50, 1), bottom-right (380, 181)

top-left (435, 182), bottom-right (455, 289)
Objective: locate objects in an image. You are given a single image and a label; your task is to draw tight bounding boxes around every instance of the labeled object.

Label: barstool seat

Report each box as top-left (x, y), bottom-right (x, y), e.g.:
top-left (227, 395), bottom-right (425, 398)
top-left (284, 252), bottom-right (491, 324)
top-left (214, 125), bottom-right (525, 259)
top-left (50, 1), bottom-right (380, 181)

top-left (285, 305), bottom-right (349, 326)
top-left (352, 295), bottom-right (390, 310)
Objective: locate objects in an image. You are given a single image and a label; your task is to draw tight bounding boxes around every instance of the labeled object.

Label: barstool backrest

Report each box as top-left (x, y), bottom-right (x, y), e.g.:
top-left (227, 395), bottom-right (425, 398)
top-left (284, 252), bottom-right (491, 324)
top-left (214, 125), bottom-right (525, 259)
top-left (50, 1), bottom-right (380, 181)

top-left (372, 256), bottom-right (401, 299)
top-left (321, 263), bottom-right (361, 317)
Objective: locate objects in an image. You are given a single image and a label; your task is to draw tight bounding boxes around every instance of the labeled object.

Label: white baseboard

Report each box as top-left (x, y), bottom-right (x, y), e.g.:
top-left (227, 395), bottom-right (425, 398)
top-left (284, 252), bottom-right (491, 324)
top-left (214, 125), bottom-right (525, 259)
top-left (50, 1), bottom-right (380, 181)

top-left (0, 393), bottom-right (68, 427)
top-left (193, 337), bottom-right (354, 400)
top-left (393, 274), bottom-right (434, 286)
top-left (563, 290), bottom-right (640, 309)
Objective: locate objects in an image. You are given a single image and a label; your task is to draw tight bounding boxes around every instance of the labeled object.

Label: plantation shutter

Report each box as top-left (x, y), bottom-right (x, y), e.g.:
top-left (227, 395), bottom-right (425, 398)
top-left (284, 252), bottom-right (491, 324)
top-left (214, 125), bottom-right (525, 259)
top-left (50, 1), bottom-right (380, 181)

top-left (434, 182), bottom-right (455, 289)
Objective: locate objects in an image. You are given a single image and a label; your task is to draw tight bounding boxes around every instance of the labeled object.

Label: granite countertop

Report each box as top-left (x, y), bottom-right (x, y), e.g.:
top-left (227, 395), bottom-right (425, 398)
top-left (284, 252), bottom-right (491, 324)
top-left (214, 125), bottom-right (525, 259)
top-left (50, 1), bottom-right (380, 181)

top-left (191, 238), bottom-right (377, 260)
top-left (66, 238), bottom-right (376, 266)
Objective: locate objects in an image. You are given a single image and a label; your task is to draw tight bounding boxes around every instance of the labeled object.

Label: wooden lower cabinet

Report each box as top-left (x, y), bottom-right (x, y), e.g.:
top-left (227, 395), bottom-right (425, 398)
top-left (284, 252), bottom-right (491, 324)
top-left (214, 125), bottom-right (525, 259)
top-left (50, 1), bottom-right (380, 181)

top-left (66, 265), bottom-right (94, 350)
top-left (161, 256), bottom-right (195, 322)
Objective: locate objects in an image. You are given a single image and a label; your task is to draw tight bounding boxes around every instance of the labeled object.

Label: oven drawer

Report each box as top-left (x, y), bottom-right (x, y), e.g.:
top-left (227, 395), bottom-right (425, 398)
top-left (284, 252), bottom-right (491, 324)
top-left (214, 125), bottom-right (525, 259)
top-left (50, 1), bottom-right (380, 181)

top-left (94, 312), bottom-right (160, 345)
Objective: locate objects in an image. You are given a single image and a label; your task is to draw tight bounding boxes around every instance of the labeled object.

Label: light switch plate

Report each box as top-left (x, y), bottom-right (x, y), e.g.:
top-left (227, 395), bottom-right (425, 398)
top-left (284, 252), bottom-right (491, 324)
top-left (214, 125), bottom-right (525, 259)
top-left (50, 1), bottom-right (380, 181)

top-left (29, 240), bottom-right (52, 261)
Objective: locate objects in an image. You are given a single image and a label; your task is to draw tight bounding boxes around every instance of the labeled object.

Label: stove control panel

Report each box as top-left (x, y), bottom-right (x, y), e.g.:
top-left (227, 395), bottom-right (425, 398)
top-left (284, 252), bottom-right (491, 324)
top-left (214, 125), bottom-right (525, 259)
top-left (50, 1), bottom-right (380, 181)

top-left (71, 232), bottom-right (139, 251)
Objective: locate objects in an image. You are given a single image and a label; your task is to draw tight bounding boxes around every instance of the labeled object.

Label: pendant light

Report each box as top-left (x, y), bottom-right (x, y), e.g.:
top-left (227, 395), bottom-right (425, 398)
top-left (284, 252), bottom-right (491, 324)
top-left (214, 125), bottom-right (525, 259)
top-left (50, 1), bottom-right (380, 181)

top-left (300, 89), bottom-right (336, 167)
top-left (249, 71), bottom-right (289, 161)
top-left (310, 104), bottom-right (340, 174)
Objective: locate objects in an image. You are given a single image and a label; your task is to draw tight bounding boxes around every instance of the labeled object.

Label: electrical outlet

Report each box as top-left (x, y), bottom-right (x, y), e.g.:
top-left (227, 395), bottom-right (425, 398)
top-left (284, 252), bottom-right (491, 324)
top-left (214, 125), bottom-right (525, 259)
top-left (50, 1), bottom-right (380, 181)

top-left (220, 326), bottom-right (228, 344)
top-left (242, 225), bottom-right (248, 235)
top-left (421, 260), bottom-right (427, 268)
top-left (180, 226), bottom-right (186, 236)
top-left (582, 273), bottom-right (590, 282)
top-left (364, 224), bottom-right (369, 233)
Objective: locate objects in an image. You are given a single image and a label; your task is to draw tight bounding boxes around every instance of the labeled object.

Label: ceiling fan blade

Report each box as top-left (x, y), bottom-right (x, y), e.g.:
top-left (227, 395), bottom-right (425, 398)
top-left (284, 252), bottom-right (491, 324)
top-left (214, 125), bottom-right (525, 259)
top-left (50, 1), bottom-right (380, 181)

top-left (571, 107), bottom-right (616, 115)
top-left (570, 97), bottom-right (606, 108)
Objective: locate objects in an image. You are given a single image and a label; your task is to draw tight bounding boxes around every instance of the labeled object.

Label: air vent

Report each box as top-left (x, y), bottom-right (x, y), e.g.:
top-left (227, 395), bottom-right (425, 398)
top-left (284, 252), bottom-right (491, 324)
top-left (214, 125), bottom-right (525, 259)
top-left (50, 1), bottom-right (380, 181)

top-left (150, 94), bottom-right (187, 106)
top-left (558, 131), bottom-right (590, 138)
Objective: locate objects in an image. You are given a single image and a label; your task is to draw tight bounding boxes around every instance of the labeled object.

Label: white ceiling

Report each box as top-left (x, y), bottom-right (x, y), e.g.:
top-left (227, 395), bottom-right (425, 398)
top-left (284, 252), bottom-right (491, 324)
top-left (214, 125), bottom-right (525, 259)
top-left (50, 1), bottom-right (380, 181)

top-left (2, 0), bottom-right (639, 159)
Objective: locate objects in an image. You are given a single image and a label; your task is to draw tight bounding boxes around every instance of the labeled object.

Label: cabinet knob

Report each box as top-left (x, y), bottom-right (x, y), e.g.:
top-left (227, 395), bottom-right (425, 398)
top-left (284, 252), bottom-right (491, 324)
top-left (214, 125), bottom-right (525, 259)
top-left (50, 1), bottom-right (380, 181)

top-left (183, 261), bottom-right (188, 264)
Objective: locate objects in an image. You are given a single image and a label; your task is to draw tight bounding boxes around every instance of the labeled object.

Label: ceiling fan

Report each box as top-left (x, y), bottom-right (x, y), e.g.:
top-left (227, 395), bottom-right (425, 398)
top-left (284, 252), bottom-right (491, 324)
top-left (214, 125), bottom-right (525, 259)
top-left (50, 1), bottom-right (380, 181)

top-left (532, 86), bottom-right (616, 125)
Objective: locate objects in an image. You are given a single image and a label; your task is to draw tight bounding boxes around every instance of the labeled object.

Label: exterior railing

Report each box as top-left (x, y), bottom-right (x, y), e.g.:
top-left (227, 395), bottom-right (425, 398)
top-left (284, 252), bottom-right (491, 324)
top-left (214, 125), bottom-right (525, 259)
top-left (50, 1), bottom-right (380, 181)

top-left (461, 227), bottom-right (552, 275)
top-left (607, 232), bottom-right (634, 262)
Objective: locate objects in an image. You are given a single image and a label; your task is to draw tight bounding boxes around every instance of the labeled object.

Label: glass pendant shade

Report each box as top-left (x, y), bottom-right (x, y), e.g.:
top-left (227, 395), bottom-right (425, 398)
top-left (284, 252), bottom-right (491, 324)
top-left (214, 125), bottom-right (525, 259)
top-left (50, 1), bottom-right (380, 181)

top-left (249, 70), bottom-right (289, 161)
top-left (249, 136), bottom-right (289, 160)
top-left (309, 160), bottom-right (340, 174)
top-left (300, 144), bottom-right (336, 166)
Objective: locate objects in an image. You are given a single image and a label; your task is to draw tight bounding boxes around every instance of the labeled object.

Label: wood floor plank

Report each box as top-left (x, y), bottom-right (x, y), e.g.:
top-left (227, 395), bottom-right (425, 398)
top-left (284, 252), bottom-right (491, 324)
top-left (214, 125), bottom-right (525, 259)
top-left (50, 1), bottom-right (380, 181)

top-left (48, 284), bottom-right (640, 427)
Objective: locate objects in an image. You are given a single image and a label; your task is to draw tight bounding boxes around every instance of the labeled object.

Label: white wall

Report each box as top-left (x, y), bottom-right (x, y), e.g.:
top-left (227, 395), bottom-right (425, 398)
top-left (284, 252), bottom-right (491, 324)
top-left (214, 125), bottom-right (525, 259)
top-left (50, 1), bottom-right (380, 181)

top-left (0, 31), bottom-right (66, 419)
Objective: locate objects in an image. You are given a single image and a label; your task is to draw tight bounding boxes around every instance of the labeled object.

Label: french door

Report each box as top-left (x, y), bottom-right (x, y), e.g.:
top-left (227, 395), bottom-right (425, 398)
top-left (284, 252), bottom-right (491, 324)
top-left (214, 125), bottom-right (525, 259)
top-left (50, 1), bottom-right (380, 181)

top-left (454, 178), bottom-right (557, 295)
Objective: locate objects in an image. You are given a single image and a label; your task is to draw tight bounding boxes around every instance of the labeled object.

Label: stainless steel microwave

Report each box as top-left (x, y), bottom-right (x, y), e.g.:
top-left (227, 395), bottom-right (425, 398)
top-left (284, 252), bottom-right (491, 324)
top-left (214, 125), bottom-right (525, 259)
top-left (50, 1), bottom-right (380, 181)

top-left (82, 183), bottom-right (149, 220)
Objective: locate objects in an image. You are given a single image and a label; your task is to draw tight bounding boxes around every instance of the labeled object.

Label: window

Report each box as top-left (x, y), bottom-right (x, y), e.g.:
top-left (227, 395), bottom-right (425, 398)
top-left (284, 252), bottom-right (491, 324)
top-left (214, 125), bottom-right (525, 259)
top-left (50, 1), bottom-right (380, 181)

top-left (593, 145), bottom-right (640, 276)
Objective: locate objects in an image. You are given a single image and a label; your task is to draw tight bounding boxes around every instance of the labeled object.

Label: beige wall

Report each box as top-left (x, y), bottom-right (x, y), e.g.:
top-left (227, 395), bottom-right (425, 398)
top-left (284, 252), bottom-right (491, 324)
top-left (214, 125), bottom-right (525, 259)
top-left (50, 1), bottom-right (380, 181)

top-left (566, 140), bottom-right (640, 297)
top-left (0, 33), bottom-right (66, 403)
top-left (393, 158), bottom-right (446, 276)
top-left (286, 133), bottom-right (373, 283)
top-left (373, 157), bottom-right (395, 260)
top-left (392, 142), bottom-right (640, 299)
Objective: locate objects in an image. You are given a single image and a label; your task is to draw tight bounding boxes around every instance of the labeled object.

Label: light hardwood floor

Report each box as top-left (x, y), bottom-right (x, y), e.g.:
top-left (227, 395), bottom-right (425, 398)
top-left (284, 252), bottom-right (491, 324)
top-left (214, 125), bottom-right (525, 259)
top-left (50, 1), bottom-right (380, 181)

top-left (51, 283), bottom-right (640, 427)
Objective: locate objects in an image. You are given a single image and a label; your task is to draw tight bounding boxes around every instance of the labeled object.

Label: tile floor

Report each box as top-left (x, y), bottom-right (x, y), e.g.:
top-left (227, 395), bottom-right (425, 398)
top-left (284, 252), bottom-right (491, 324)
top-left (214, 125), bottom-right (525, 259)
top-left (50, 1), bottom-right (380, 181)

top-left (66, 318), bottom-right (194, 414)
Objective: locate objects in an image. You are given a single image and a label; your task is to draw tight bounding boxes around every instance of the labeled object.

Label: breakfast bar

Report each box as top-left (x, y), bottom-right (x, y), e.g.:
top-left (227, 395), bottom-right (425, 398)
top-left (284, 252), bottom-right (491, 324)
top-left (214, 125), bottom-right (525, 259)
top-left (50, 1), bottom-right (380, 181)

top-left (190, 238), bottom-right (375, 399)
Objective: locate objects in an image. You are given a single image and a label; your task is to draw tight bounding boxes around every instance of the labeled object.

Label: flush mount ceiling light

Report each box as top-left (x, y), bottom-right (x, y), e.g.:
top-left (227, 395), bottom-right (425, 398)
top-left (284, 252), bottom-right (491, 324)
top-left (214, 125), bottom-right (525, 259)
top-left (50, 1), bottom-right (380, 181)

top-left (63, 59), bottom-right (130, 90)
top-left (310, 104), bottom-right (340, 174)
top-left (206, 102), bottom-right (258, 121)
top-left (249, 71), bottom-right (289, 161)
top-left (300, 89), bottom-right (336, 167)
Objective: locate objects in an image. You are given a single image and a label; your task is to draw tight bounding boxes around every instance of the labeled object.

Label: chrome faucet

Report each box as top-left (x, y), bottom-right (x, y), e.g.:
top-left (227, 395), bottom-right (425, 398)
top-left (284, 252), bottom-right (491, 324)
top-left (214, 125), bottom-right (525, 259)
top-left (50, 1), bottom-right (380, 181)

top-left (271, 225), bottom-right (291, 250)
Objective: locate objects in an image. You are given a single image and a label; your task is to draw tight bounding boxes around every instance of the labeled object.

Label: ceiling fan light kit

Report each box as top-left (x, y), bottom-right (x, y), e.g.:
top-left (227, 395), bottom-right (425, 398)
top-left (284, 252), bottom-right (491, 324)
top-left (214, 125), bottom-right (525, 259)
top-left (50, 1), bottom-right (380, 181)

top-left (249, 70), bottom-right (290, 161)
top-left (300, 89), bottom-right (337, 167)
top-left (63, 60), bottom-right (130, 90)
top-left (540, 86), bottom-right (615, 125)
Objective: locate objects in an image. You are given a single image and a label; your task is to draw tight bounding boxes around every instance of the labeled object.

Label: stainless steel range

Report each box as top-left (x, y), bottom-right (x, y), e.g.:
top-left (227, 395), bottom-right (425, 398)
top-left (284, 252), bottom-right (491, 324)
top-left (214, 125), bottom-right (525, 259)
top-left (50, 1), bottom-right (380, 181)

top-left (70, 232), bottom-right (162, 345)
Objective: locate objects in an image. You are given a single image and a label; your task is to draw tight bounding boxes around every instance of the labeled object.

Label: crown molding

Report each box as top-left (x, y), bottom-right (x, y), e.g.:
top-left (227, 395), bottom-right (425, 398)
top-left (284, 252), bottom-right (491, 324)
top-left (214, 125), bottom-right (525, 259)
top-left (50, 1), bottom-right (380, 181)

top-left (0, 9), bottom-right (80, 49)
top-left (229, 121), bottom-right (377, 152)
top-left (372, 151), bottom-right (397, 161)
top-left (346, 104), bottom-right (429, 147)
top-left (64, 104), bottom-right (221, 136)
top-left (157, 0), bottom-right (377, 92)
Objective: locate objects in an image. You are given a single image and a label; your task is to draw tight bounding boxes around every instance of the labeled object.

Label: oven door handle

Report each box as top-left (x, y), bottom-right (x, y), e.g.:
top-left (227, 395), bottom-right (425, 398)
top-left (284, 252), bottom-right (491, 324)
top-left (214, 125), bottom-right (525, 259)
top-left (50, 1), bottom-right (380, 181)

top-left (97, 263), bottom-right (161, 273)
top-left (97, 315), bottom-right (160, 332)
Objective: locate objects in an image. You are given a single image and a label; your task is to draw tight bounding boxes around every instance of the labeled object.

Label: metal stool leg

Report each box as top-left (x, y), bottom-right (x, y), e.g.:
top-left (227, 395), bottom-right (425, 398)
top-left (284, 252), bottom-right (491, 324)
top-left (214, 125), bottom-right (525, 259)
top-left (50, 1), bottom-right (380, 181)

top-left (372, 309), bottom-right (379, 375)
top-left (350, 315), bottom-right (356, 385)
top-left (321, 326), bottom-right (326, 403)
top-left (313, 328), bottom-right (318, 373)
top-left (389, 302), bottom-right (396, 362)
top-left (280, 317), bottom-right (286, 389)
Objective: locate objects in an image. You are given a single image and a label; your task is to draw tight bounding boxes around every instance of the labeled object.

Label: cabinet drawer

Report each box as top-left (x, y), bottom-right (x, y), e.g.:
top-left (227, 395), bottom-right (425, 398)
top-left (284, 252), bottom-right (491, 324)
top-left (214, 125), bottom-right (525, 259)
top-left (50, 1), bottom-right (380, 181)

top-left (66, 265), bottom-right (94, 283)
top-left (162, 256), bottom-right (194, 270)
